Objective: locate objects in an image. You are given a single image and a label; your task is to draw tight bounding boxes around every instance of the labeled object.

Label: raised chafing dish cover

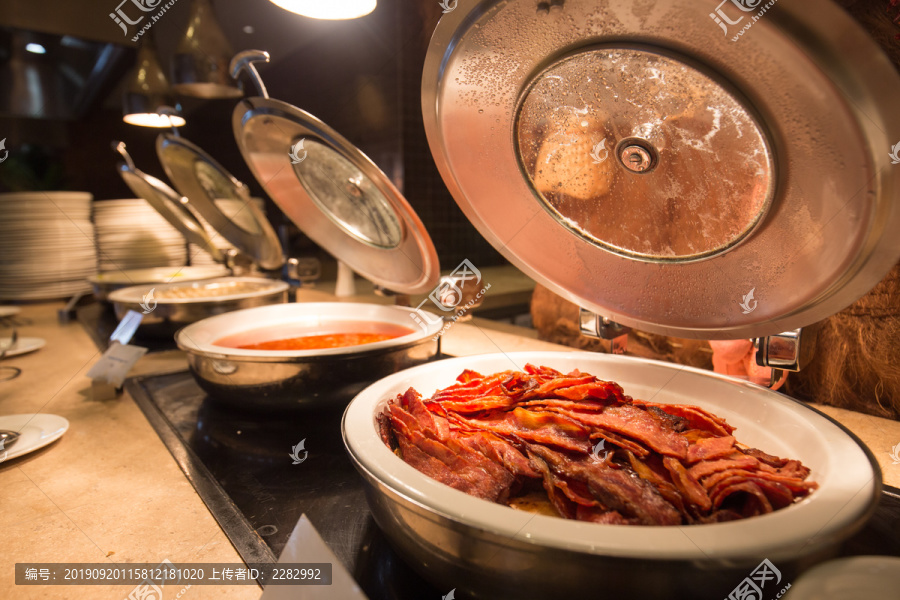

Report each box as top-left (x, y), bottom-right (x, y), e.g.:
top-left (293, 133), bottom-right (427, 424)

top-left (422, 0), bottom-right (900, 340)
top-left (230, 50), bottom-right (440, 296)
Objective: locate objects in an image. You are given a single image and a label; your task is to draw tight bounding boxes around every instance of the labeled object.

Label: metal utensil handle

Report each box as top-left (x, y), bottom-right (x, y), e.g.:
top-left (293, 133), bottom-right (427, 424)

top-left (230, 50), bottom-right (271, 99)
top-left (156, 106), bottom-right (183, 136)
top-left (112, 141), bottom-right (136, 170)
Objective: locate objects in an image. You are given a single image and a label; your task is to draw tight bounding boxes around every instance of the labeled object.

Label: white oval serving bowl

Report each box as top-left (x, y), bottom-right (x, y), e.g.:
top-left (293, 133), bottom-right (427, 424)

top-left (342, 351), bottom-right (880, 599)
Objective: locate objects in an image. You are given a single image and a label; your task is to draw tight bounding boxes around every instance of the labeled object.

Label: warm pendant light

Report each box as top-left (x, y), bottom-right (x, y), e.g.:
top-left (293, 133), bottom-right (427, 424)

top-left (171, 0), bottom-right (242, 98)
top-left (122, 37), bottom-right (186, 128)
top-left (268, 0), bottom-right (377, 20)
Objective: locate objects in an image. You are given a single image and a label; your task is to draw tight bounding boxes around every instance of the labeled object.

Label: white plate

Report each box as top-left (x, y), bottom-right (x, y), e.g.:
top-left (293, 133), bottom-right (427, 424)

top-left (343, 351), bottom-right (878, 561)
top-left (788, 556), bottom-right (900, 599)
top-left (0, 413), bottom-right (69, 463)
top-left (0, 307), bottom-right (21, 318)
top-left (0, 337), bottom-right (45, 358)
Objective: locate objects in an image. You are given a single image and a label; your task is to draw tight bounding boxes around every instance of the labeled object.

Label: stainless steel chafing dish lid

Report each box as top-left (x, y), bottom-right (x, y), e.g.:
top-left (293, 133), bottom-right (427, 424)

top-left (423, 0), bottom-right (900, 340)
top-left (113, 141), bottom-right (224, 264)
top-left (156, 133), bottom-right (285, 272)
top-left (230, 50), bottom-right (440, 296)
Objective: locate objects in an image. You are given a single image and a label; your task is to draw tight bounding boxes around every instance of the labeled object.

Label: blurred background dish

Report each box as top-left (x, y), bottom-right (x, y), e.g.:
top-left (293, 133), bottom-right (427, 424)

top-left (108, 276), bottom-right (289, 337)
top-left (88, 264), bottom-right (230, 301)
top-left (0, 192), bottom-right (96, 301)
top-left (93, 198), bottom-right (187, 271)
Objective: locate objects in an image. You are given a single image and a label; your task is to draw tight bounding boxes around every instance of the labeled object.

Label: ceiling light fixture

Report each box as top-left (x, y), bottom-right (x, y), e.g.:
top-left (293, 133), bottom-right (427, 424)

top-left (122, 38), bottom-right (186, 128)
top-left (25, 43), bottom-right (46, 55)
top-left (267, 0), bottom-right (377, 20)
top-left (171, 0), bottom-right (242, 99)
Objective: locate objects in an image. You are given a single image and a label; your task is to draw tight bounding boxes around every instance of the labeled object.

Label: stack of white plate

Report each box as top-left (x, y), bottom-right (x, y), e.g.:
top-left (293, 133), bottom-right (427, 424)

top-left (188, 198), bottom-right (266, 266)
top-left (94, 199), bottom-right (187, 271)
top-left (0, 192), bottom-right (97, 300)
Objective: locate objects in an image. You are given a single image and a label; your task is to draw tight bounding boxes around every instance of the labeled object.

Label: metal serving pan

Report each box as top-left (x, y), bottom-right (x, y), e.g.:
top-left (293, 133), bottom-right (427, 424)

top-left (175, 302), bottom-right (442, 410)
top-left (88, 265), bottom-right (230, 301)
top-left (107, 277), bottom-right (289, 337)
top-left (342, 351), bottom-right (881, 600)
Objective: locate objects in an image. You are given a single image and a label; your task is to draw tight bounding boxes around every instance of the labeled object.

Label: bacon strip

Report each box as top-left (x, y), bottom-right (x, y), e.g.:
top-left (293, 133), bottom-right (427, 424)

top-left (634, 400), bottom-right (735, 436)
top-left (689, 456), bottom-right (759, 481)
top-left (545, 405), bottom-right (688, 459)
top-left (454, 408), bottom-right (592, 454)
top-left (687, 435), bottom-right (736, 463)
top-left (530, 444), bottom-right (682, 526)
top-left (663, 457), bottom-right (712, 512)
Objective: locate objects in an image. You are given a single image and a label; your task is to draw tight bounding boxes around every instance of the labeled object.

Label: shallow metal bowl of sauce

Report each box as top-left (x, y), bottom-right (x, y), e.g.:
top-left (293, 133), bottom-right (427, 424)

top-left (175, 302), bottom-right (442, 410)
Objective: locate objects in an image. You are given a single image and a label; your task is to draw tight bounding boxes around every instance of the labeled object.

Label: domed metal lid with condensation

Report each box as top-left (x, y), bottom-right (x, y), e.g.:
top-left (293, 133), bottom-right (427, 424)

top-left (230, 51), bottom-right (439, 295)
top-left (113, 141), bottom-right (225, 265)
top-left (156, 133), bottom-right (284, 271)
top-left (423, 0), bottom-right (900, 339)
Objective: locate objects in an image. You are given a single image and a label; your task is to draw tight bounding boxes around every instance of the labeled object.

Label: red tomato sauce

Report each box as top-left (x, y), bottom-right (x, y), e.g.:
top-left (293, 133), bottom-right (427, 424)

top-left (214, 321), bottom-right (415, 350)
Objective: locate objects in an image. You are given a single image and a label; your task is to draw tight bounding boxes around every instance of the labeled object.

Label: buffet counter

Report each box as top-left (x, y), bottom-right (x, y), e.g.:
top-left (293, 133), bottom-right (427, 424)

top-left (1, 299), bottom-right (898, 599)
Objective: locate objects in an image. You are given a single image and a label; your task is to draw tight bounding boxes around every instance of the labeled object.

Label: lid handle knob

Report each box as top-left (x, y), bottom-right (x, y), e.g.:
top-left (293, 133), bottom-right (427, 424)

top-left (230, 50), bottom-right (271, 99)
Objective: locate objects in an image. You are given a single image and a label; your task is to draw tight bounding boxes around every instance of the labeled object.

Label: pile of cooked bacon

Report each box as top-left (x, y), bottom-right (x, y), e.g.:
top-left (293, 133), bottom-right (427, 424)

top-left (378, 364), bottom-right (817, 525)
